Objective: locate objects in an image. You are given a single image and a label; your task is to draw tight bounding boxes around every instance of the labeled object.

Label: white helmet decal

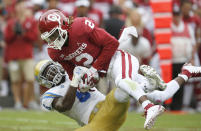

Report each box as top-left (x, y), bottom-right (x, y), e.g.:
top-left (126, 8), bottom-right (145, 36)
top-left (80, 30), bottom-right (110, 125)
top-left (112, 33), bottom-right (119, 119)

top-left (47, 13), bottom-right (61, 25)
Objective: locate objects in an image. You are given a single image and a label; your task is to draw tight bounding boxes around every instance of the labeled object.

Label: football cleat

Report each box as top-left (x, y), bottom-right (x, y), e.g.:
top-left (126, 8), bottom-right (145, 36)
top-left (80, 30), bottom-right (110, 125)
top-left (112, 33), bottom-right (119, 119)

top-left (144, 104), bottom-right (165, 130)
top-left (140, 65), bottom-right (167, 90)
top-left (181, 64), bottom-right (201, 78)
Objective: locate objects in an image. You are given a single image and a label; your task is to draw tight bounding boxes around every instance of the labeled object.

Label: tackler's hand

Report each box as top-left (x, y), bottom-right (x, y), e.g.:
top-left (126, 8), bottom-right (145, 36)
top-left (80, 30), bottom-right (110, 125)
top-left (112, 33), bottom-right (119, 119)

top-left (79, 67), bottom-right (99, 92)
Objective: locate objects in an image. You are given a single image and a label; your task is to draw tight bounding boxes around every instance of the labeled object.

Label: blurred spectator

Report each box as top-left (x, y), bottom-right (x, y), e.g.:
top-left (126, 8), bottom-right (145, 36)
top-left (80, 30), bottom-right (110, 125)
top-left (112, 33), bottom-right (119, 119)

top-left (124, 9), bottom-right (152, 64)
top-left (103, 5), bottom-right (124, 39)
top-left (88, 0), bottom-right (103, 27)
top-left (92, 0), bottom-right (113, 19)
top-left (58, 0), bottom-right (75, 15)
top-left (4, 0), bottom-right (39, 110)
top-left (117, 0), bottom-right (153, 46)
top-left (126, 9), bottom-right (153, 46)
top-left (0, 26), bottom-right (6, 97)
top-left (135, 0), bottom-right (155, 35)
top-left (181, 0), bottom-right (201, 62)
top-left (29, 0), bottom-right (45, 19)
top-left (180, 0), bottom-right (201, 112)
top-left (0, 42), bottom-right (8, 97)
top-left (191, 0), bottom-right (201, 12)
top-left (1, 0), bottom-right (16, 20)
top-left (0, 0), bottom-right (9, 97)
top-left (46, 0), bottom-right (58, 9)
top-left (45, 0), bottom-right (69, 17)
top-left (73, 0), bottom-right (103, 27)
top-left (32, 0), bottom-right (68, 19)
top-left (74, 0), bottom-right (89, 17)
top-left (170, 6), bottom-right (196, 111)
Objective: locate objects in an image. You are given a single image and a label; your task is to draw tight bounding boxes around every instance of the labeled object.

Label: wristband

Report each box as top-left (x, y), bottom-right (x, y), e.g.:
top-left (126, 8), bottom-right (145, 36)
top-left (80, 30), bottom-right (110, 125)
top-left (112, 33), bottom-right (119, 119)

top-left (178, 74), bottom-right (188, 82)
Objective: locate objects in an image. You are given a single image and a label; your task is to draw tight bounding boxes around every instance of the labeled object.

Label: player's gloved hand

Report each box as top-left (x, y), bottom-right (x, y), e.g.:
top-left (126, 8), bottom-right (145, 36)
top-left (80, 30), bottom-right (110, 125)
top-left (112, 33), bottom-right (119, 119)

top-left (70, 66), bottom-right (87, 87)
top-left (79, 67), bottom-right (99, 92)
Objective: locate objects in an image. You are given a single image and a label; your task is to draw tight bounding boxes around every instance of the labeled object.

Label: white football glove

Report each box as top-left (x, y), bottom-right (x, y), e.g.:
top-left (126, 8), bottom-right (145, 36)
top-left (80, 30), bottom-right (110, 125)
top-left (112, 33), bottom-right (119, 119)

top-left (79, 67), bottom-right (99, 92)
top-left (70, 66), bottom-right (87, 87)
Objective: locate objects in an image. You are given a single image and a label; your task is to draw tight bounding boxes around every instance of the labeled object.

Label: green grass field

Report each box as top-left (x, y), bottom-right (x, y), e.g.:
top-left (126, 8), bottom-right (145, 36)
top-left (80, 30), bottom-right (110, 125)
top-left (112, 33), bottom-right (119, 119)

top-left (0, 110), bottom-right (201, 131)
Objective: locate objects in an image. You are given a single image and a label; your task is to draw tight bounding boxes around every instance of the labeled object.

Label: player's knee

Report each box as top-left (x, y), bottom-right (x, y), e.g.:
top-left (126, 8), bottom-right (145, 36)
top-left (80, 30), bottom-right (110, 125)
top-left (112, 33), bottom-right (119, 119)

top-left (116, 78), bottom-right (146, 101)
top-left (116, 78), bottom-right (138, 90)
top-left (114, 88), bottom-right (130, 103)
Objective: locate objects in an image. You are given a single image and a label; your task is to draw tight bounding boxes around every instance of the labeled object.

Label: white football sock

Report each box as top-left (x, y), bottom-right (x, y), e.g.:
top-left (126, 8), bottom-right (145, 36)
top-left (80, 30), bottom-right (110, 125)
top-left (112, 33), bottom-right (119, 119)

top-left (147, 80), bottom-right (180, 103)
top-left (164, 80), bottom-right (180, 98)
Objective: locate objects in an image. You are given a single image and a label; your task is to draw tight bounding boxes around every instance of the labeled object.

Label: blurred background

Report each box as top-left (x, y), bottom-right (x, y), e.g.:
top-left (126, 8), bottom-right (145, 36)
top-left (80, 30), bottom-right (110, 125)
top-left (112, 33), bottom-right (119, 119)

top-left (0, 0), bottom-right (201, 115)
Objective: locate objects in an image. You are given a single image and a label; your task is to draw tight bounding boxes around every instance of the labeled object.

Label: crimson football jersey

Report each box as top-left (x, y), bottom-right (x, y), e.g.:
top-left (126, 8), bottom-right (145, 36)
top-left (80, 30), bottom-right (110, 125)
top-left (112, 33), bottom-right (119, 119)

top-left (48, 17), bottom-right (119, 79)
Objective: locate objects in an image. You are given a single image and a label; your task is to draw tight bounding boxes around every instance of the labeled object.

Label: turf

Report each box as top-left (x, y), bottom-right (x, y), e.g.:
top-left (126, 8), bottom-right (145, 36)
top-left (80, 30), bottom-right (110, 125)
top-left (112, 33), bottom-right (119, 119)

top-left (0, 110), bottom-right (201, 131)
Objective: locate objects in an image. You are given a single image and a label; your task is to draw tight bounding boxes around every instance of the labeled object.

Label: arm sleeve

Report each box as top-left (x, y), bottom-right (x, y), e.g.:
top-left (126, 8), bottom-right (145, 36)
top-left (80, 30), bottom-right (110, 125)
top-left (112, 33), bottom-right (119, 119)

top-left (41, 83), bottom-right (70, 111)
top-left (41, 92), bottom-right (62, 111)
top-left (89, 27), bottom-right (119, 72)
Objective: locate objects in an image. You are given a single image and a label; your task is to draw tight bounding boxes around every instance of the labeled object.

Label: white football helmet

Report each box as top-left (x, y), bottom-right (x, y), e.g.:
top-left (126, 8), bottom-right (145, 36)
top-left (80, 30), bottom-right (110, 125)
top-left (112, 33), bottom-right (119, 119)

top-left (35, 60), bottom-right (65, 88)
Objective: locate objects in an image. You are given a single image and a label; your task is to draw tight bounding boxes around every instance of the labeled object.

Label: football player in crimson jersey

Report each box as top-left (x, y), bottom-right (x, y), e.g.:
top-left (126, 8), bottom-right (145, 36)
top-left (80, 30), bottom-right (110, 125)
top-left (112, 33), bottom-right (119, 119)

top-left (38, 9), bottom-right (165, 129)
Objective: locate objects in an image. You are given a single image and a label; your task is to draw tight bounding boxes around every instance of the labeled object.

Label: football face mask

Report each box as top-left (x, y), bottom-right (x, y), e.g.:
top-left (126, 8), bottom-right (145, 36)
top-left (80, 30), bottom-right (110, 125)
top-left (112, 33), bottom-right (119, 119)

top-left (41, 63), bottom-right (66, 88)
top-left (41, 26), bottom-right (68, 50)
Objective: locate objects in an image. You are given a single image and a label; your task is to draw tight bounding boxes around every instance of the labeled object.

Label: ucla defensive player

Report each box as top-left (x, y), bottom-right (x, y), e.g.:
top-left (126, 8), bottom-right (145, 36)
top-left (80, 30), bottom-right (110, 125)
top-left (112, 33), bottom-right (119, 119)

top-left (35, 59), bottom-right (201, 130)
top-left (35, 60), bottom-right (130, 130)
top-left (35, 59), bottom-right (165, 130)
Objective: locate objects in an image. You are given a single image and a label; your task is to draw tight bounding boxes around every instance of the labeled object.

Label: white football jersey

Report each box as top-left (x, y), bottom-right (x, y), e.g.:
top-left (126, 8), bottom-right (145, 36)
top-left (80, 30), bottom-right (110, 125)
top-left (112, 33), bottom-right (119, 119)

top-left (41, 75), bottom-right (106, 126)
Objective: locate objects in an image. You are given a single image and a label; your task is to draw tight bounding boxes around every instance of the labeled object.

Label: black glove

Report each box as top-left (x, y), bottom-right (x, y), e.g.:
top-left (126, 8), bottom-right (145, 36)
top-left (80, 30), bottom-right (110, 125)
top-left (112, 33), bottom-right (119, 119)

top-left (14, 22), bottom-right (23, 35)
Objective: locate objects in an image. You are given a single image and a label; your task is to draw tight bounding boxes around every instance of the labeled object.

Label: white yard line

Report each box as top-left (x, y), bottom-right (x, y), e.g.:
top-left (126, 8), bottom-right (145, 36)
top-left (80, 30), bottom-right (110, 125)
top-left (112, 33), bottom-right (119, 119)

top-left (0, 125), bottom-right (68, 131)
top-left (0, 117), bottom-right (76, 126)
top-left (164, 128), bottom-right (201, 131)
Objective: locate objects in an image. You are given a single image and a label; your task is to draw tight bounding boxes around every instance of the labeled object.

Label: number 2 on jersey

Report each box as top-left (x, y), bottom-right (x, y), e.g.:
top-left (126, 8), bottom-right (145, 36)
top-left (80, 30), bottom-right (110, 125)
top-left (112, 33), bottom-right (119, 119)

top-left (75, 53), bottom-right (93, 67)
top-left (85, 19), bottom-right (94, 29)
